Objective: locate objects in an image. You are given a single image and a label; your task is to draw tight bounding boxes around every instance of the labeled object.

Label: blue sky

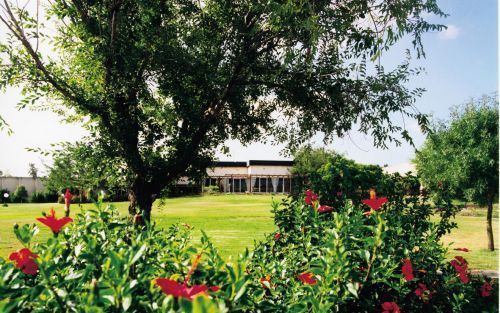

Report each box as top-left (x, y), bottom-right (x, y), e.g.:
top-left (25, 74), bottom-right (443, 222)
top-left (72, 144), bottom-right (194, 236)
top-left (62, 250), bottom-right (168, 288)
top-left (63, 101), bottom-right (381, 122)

top-left (0, 0), bottom-right (497, 176)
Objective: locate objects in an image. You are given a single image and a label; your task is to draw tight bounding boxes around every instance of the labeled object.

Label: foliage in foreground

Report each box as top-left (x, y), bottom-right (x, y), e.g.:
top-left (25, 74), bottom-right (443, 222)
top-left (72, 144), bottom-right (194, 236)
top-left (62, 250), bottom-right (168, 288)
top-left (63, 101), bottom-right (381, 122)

top-left (0, 191), bottom-right (497, 312)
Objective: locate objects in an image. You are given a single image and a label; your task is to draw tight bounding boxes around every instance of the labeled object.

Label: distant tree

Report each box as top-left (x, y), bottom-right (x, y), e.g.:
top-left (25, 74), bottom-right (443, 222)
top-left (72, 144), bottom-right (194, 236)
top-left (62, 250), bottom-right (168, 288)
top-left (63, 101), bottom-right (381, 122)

top-left (43, 141), bottom-right (130, 199)
top-left (13, 185), bottom-right (28, 203)
top-left (28, 162), bottom-right (39, 193)
top-left (292, 145), bottom-right (337, 176)
top-left (414, 95), bottom-right (498, 251)
top-left (0, 0), bottom-right (446, 221)
top-left (28, 163), bottom-right (38, 179)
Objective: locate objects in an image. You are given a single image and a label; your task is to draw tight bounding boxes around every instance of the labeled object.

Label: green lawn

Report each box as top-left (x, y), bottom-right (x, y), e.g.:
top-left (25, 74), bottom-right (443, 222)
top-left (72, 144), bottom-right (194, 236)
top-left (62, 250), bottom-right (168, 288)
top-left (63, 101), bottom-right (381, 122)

top-left (0, 195), bottom-right (498, 270)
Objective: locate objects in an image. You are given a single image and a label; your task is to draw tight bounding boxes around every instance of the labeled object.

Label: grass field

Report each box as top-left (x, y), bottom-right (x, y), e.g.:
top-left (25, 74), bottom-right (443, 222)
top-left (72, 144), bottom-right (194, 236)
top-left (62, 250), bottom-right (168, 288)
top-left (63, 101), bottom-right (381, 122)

top-left (0, 195), bottom-right (498, 270)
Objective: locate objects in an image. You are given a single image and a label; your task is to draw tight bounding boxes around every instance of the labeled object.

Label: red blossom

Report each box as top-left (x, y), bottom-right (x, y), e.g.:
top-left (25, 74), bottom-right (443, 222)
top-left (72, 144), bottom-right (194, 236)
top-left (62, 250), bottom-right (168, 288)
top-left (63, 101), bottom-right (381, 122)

top-left (381, 302), bottom-right (401, 313)
top-left (450, 256), bottom-right (469, 284)
top-left (317, 205), bottom-right (334, 213)
top-left (458, 271), bottom-right (469, 284)
top-left (453, 248), bottom-right (469, 252)
top-left (154, 253), bottom-right (219, 300)
top-left (361, 197), bottom-right (388, 211)
top-left (155, 279), bottom-right (209, 300)
top-left (36, 208), bottom-right (73, 234)
top-left (304, 190), bottom-right (319, 206)
top-left (415, 283), bottom-right (431, 302)
top-left (402, 259), bottom-right (414, 281)
top-left (336, 191), bottom-right (343, 197)
top-left (274, 232), bottom-right (281, 240)
top-left (480, 282), bottom-right (493, 297)
top-left (9, 248), bottom-right (38, 275)
top-left (64, 188), bottom-right (73, 202)
top-left (297, 272), bottom-right (317, 285)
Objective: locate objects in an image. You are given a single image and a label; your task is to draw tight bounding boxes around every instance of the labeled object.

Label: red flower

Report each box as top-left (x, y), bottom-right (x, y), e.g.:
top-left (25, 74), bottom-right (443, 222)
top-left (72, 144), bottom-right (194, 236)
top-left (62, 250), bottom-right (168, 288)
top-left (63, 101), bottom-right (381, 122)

top-left (154, 253), bottom-right (219, 300)
top-left (36, 208), bottom-right (73, 234)
top-left (450, 256), bottom-right (469, 284)
top-left (480, 282), bottom-right (493, 297)
top-left (402, 259), bottom-right (414, 281)
top-left (304, 190), bottom-right (319, 206)
top-left (381, 302), bottom-right (401, 313)
top-left (317, 205), bottom-right (334, 213)
top-left (297, 272), bottom-right (317, 285)
top-left (415, 283), bottom-right (431, 302)
top-left (155, 279), bottom-right (209, 300)
top-left (64, 188), bottom-right (73, 202)
top-left (336, 191), bottom-right (343, 197)
top-left (458, 271), bottom-right (469, 284)
top-left (453, 248), bottom-right (469, 252)
top-left (361, 197), bottom-right (388, 211)
top-left (274, 232), bottom-right (281, 240)
top-left (9, 248), bottom-right (38, 275)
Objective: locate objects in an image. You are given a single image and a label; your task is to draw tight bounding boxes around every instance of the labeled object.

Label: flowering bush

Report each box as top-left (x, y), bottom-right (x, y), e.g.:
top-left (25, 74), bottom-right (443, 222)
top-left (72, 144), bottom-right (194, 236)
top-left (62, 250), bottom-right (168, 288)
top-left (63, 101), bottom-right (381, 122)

top-left (0, 190), bottom-right (497, 312)
top-left (247, 189), bottom-right (498, 312)
top-left (0, 201), bottom-right (252, 312)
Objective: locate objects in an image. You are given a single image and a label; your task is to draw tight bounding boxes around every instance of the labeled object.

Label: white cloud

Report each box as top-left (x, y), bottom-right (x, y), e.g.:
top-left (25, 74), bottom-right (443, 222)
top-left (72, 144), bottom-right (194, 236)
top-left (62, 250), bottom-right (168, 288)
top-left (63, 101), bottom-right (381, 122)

top-left (439, 24), bottom-right (460, 40)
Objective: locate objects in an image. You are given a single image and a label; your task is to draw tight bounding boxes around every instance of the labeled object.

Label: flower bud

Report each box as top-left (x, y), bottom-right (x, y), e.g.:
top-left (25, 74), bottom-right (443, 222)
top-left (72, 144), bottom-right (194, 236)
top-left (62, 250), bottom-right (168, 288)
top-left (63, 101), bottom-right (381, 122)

top-left (91, 278), bottom-right (99, 294)
top-left (133, 214), bottom-right (142, 225)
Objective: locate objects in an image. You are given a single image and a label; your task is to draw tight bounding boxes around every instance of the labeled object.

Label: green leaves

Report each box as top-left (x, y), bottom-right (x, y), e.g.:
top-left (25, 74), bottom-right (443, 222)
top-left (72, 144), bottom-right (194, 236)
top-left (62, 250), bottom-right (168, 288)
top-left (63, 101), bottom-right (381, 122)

top-left (13, 223), bottom-right (39, 246)
top-left (0, 191), bottom-right (497, 311)
top-left (414, 94), bottom-right (498, 249)
top-left (1, 0), bottom-right (447, 214)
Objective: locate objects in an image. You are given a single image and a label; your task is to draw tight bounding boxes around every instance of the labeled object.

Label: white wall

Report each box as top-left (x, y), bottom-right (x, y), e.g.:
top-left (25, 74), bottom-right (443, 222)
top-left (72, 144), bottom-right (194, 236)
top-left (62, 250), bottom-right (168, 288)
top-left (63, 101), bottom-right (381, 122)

top-left (0, 177), bottom-right (45, 196)
top-left (248, 165), bottom-right (292, 176)
top-left (207, 166), bottom-right (248, 176)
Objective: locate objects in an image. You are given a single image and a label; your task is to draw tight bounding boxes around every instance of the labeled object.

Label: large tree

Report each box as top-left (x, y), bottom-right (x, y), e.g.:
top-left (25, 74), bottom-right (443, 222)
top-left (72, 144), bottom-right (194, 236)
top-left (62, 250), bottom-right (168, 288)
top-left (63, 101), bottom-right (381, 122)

top-left (414, 95), bottom-right (498, 251)
top-left (0, 0), bottom-right (445, 221)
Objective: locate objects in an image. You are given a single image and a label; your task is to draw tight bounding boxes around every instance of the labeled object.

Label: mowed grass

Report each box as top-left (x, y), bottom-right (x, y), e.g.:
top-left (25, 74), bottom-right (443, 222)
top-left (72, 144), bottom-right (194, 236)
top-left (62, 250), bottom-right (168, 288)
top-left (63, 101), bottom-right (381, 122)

top-left (0, 195), bottom-right (498, 270)
top-left (0, 195), bottom-right (283, 261)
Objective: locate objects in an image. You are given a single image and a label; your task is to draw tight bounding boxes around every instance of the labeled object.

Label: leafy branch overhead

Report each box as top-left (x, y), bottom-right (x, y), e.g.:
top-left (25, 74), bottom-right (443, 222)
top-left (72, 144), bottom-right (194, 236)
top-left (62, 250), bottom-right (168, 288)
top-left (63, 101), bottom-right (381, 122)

top-left (0, 0), bottom-right (446, 218)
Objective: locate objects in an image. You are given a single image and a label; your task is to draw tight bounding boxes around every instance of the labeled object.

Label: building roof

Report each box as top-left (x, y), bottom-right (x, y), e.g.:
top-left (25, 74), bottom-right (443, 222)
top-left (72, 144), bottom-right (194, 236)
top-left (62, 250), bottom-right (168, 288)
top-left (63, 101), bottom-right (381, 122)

top-left (213, 161), bottom-right (247, 167)
top-left (248, 160), bottom-right (294, 166)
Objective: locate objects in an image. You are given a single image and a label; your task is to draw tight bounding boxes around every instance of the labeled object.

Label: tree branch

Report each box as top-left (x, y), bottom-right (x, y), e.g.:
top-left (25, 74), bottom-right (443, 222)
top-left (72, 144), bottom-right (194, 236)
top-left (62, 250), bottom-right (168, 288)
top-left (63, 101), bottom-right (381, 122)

top-left (0, 0), bottom-right (102, 115)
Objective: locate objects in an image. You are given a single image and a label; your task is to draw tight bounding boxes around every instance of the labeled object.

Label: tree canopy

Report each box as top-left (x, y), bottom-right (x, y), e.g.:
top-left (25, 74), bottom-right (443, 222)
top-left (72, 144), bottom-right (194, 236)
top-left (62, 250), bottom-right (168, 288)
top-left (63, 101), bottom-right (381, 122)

top-left (414, 94), bottom-right (498, 250)
top-left (291, 145), bottom-right (337, 176)
top-left (42, 141), bottom-right (130, 197)
top-left (0, 0), bottom-right (446, 220)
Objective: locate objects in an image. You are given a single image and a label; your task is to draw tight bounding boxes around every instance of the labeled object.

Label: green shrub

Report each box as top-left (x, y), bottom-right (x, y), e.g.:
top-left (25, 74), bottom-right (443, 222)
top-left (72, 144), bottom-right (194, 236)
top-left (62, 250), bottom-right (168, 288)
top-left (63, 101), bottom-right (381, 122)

top-left (30, 192), bottom-right (45, 203)
top-left (247, 188), bottom-right (497, 312)
top-left (203, 186), bottom-right (220, 194)
top-left (29, 191), bottom-right (59, 203)
top-left (12, 185), bottom-right (28, 203)
top-left (0, 201), bottom-right (252, 312)
top-left (0, 189), bottom-right (497, 312)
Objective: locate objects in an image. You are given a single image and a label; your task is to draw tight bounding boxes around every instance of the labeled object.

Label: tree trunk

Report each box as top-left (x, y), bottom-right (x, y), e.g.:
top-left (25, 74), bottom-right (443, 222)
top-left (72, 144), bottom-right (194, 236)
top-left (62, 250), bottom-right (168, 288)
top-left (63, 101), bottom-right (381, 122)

top-left (486, 195), bottom-right (495, 251)
top-left (128, 178), bottom-right (156, 224)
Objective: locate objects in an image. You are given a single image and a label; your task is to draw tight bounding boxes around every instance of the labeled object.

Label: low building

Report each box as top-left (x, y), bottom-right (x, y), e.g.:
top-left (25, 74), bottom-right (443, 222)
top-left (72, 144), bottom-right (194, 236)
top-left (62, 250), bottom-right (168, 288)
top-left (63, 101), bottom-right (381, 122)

top-left (203, 160), bottom-right (294, 193)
